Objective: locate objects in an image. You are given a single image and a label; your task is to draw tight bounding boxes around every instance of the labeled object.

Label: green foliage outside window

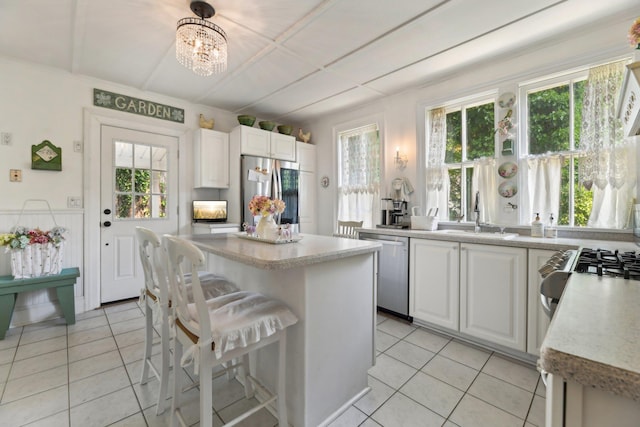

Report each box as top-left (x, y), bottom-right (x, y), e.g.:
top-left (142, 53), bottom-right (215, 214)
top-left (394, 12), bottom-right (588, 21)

top-left (528, 80), bottom-right (592, 226)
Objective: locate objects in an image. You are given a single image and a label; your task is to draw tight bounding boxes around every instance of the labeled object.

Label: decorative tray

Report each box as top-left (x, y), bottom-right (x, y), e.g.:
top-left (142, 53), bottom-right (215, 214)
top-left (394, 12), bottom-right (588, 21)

top-left (236, 233), bottom-right (303, 244)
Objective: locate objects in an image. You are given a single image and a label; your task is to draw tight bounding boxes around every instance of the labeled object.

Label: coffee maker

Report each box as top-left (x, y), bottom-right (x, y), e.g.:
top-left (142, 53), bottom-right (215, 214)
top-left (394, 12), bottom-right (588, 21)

top-left (390, 199), bottom-right (408, 226)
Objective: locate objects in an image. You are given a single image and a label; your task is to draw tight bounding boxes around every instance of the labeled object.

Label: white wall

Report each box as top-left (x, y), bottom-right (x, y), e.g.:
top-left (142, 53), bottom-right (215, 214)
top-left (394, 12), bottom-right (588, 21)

top-left (304, 14), bottom-right (636, 236)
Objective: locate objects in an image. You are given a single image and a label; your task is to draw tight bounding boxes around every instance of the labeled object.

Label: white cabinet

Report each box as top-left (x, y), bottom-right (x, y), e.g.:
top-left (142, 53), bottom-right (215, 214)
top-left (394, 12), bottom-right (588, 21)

top-left (410, 239), bottom-right (459, 330)
top-left (297, 142), bottom-right (316, 234)
top-left (193, 129), bottom-right (229, 188)
top-left (527, 249), bottom-right (554, 356)
top-left (233, 125), bottom-right (296, 161)
top-left (460, 243), bottom-right (527, 351)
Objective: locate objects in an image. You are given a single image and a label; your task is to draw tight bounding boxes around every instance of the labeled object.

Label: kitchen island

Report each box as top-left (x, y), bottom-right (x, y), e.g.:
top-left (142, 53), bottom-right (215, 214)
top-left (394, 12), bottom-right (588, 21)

top-left (539, 273), bottom-right (640, 427)
top-left (184, 233), bottom-right (381, 427)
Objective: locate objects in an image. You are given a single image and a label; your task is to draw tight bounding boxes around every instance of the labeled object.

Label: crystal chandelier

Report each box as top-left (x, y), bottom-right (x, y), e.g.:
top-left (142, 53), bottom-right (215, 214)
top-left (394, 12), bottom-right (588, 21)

top-left (176, 1), bottom-right (227, 76)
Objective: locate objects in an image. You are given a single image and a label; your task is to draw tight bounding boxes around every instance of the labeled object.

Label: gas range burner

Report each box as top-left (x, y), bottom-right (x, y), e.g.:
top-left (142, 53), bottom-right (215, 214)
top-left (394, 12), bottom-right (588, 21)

top-left (574, 248), bottom-right (640, 280)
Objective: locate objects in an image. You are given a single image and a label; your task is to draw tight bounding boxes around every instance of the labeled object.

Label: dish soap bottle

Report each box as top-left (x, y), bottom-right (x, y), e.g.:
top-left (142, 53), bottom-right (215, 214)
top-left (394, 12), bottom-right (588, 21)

top-left (545, 213), bottom-right (557, 238)
top-left (531, 213), bottom-right (544, 237)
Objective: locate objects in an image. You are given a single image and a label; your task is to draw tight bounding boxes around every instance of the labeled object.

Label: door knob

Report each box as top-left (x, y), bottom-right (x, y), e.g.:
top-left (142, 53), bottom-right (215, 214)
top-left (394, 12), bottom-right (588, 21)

top-left (104, 208), bottom-right (111, 215)
top-left (103, 221), bottom-right (111, 227)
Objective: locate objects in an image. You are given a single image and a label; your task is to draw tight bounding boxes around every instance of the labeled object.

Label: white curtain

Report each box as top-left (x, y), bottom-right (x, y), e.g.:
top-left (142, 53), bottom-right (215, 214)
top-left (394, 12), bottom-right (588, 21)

top-left (425, 107), bottom-right (448, 217)
top-left (472, 157), bottom-right (498, 224)
top-left (578, 61), bottom-right (626, 190)
top-left (337, 124), bottom-right (380, 228)
top-left (519, 155), bottom-right (562, 223)
top-left (588, 142), bottom-right (637, 228)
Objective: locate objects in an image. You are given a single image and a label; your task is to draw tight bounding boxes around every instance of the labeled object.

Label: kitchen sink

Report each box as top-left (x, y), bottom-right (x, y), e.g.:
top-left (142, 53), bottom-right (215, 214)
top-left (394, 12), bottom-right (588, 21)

top-left (432, 229), bottom-right (519, 240)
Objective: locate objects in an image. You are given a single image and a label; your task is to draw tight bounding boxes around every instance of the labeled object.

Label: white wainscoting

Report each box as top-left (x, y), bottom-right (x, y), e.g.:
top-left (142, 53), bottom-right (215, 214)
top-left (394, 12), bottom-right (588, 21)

top-left (0, 209), bottom-right (84, 327)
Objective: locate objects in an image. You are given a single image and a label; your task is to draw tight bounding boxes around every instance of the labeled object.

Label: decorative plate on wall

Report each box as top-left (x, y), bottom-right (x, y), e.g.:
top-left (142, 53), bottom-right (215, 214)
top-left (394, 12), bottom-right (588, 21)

top-left (498, 161), bottom-right (518, 178)
top-left (498, 180), bottom-right (518, 198)
top-left (498, 92), bottom-right (516, 109)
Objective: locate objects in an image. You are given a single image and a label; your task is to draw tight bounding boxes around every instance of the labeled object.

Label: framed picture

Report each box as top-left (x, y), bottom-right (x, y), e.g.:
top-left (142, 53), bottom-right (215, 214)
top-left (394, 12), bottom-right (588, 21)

top-left (32, 140), bottom-right (62, 171)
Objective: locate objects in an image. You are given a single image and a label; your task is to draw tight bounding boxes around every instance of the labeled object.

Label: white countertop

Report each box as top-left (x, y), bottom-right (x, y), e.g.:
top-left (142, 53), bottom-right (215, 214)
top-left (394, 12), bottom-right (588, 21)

top-left (539, 273), bottom-right (640, 401)
top-left (357, 227), bottom-right (635, 251)
top-left (184, 233), bottom-right (381, 270)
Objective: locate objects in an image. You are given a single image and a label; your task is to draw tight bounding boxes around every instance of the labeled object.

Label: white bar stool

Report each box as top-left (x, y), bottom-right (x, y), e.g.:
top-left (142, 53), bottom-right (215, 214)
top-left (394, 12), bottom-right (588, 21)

top-left (164, 235), bottom-right (298, 427)
top-left (135, 226), bottom-right (239, 414)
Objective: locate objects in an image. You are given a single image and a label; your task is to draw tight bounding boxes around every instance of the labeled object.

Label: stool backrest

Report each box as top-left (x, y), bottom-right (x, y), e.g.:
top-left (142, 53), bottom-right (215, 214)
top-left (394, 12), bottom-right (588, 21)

top-left (163, 235), bottom-right (211, 342)
top-left (335, 220), bottom-right (363, 238)
top-left (135, 226), bottom-right (169, 304)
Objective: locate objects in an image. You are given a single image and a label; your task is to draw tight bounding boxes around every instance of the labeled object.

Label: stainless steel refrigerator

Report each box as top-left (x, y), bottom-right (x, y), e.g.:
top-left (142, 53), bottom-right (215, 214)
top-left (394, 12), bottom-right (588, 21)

top-left (241, 155), bottom-right (300, 227)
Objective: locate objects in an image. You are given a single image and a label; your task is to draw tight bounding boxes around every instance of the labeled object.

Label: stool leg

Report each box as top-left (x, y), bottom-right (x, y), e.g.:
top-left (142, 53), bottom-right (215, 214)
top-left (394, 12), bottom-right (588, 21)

top-left (171, 336), bottom-right (183, 427)
top-left (277, 332), bottom-right (288, 427)
top-left (240, 353), bottom-right (253, 399)
top-left (199, 349), bottom-right (213, 427)
top-left (156, 304), bottom-right (170, 415)
top-left (140, 301), bottom-right (153, 385)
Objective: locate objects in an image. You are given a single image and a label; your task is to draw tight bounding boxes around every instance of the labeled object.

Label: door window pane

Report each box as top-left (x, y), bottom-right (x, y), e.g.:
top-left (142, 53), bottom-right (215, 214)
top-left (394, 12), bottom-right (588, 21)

top-left (115, 168), bottom-right (132, 192)
top-left (152, 171), bottom-right (167, 194)
top-left (115, 142), bottom-right (133, 167)
top-left (152, 147), bottom-right (167, 170)
top-left (134, 170), bottom-right (151, 193)
top-left (135, 195), bottom-right (150, 218)
top-left (115, 194), bottom-right (132, 219)
top-left (134, 144), bottom-right (151, 169)
top-left (152, 195), bottom-right (167, 218)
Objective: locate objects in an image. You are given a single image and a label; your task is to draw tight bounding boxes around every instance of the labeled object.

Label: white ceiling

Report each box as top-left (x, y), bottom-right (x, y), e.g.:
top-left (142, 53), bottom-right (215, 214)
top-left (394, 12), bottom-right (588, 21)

top-left (0, 0), bottom-right (638, 122)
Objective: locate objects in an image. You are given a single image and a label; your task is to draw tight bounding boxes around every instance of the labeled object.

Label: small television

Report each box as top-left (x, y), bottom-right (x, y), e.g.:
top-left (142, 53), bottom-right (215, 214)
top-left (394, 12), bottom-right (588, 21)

top-left (192, 200), bottom-right (227, 223)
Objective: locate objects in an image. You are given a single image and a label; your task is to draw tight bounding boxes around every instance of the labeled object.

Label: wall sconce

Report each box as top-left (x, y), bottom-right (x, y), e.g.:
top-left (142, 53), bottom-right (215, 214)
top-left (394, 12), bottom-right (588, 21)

top-left (394, 147), bottom-right (408, 169)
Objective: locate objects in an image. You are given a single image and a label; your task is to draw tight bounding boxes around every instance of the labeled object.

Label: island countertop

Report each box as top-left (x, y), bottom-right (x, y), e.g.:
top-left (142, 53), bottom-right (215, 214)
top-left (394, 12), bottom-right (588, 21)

top-left (539, 273), bottom-right (640, 401)
top-left (184, 233), bottom-right (381, 270)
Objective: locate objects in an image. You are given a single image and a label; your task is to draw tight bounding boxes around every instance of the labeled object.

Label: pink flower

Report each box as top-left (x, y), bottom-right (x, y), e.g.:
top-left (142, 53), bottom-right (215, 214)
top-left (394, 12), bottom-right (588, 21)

top-left (629, 17), bottom-right (640, 47)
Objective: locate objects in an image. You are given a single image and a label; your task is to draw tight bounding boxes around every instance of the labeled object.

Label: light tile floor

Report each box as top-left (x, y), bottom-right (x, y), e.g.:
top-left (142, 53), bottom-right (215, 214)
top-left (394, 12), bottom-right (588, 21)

top-left (0, 301), bottom-right (545, 427)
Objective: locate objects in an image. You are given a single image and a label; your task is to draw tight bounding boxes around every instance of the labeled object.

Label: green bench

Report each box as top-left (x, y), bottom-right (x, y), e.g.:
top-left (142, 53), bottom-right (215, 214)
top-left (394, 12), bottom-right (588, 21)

top-left (0, 267), bottom-right (80, 339)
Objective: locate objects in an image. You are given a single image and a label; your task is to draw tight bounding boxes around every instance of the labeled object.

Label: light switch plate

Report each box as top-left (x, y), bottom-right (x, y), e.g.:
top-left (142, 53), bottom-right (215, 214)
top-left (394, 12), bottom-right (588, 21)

top-left (10, 169), bottom-right (21, 182)
top-left (73, 140), bottom-right (83, 153)
top-left (67, 196), bottom-right (82, 208)
top-left (1, 132), bottom-right (11, 146)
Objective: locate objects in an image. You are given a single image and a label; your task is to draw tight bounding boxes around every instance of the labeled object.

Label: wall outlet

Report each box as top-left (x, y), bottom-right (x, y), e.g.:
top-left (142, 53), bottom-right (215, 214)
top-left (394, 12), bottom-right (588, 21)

top-left (9, 169), bottom-right (21, 182)
top-left (1, 132), bottom-right (11, 146)
top-left (73, 140), bottom-right (83, 153)
top-left (67, 196), bottom-right (82, 208)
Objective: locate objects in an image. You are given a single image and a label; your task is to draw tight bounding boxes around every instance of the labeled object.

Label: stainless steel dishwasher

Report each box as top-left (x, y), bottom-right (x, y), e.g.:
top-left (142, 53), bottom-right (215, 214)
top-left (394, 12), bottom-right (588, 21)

top-left (359, 232), bottom-right (411, 321)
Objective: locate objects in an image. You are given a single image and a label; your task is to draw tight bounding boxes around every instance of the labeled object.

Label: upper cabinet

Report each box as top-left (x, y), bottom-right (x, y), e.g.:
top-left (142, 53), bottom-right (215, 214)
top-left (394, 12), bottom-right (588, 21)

top-left (193, 129), bottom-right (229, 188)
top-left (296, 141), bottom-right (316, 172)
top-left (233, 125), bottom-right (296, 161)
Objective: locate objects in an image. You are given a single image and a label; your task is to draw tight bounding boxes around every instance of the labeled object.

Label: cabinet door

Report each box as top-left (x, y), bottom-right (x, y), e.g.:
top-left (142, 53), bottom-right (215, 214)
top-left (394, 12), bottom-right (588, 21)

top-left (297, 141), bottom-right (316, 172)
top-left (460, 243), bottom-right (527, 351)
top-left (240, 126), bottom-right (270, 157)
top-left (410, 239), bottom-right (459, 330)
top-left (527, 249), bottom-right (554, 356)
top-left (270, 133), bottom-right (296, 161)
top-left (298, 170), bottom-right (316, 234)
top-left (194, 129), bottom-right (229, 188)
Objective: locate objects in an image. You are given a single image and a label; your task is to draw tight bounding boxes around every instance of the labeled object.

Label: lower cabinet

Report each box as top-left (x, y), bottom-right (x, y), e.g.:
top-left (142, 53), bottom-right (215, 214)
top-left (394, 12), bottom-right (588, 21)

top-left (460, 243), bottom-right (527, 351)
top-left (527, 249), bottom-right (554, 356)
top-left (410, 239), bottom-right (460, 331)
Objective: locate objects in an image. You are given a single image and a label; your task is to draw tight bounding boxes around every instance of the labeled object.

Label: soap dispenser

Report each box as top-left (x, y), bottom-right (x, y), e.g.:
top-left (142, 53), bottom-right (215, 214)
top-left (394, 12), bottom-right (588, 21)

top-left (545, 213), bottom-right (557, 238)
top-left (531, 213), bottom-right (544, 237)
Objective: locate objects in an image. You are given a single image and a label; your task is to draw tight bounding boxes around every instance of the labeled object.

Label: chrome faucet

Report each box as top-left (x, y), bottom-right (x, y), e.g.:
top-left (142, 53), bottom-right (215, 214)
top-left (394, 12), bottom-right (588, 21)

top-left (474, 191), bottom-right (480, 232)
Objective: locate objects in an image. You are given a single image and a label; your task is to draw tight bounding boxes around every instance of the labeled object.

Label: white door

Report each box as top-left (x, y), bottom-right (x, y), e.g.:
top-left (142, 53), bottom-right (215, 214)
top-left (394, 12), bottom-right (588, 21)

top-left (100, 125), bottom-right (179, 303)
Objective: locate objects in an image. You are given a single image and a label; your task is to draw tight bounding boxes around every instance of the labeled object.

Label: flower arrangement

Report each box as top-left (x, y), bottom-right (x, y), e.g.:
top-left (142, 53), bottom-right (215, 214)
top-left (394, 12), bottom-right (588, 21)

top-left (629, 17), bottom-right (640, 47)
top-left (0, 226), bottom-right (66, 250)
top-left (248, 195), bottom-right (285, 217)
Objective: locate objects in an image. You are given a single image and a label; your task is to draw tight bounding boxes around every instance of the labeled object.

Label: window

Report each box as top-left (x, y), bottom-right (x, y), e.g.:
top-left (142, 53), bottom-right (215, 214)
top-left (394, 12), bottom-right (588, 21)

top-left (114, 141), bottom-right (167, 219)
top-left (523, 74), bottom-right (592, 226)
top-left (442, 100), bottom-right (495, 221)
top-left (337, 124), bottom-right (381, 228)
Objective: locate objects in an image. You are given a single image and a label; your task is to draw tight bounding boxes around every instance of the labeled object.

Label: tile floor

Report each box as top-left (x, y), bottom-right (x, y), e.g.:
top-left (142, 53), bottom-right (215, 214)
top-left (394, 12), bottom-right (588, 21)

top-left (0, 300), bottom-right (545, 427)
